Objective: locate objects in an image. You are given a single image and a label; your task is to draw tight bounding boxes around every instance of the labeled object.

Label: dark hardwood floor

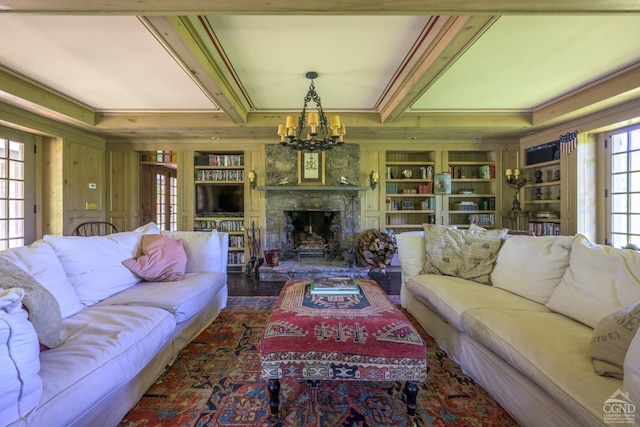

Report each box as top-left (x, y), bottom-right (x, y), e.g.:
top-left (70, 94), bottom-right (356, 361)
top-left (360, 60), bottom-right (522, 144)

top-left (227, 270), bottom-right (402, 296)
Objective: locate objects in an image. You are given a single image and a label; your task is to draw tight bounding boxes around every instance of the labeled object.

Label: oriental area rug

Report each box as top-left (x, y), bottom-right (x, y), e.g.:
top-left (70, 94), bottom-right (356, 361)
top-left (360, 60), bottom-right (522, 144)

top-left (119, 297), bottom-right (518, 427)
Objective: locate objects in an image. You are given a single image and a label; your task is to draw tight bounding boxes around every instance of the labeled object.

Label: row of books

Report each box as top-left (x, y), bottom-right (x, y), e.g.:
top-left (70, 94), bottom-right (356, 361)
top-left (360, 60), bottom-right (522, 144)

top-left (194, 219), bottom-right (245, 232)
top-left (228, 252), bottom-right (245, 264)
top-left (448, 164), bottom-right (496, 179)
top-left (310, 277), bottom-right (360, 295)
top-left (467, 213), bottom-right (495, 225)
top-left (195, 169), bottom-right (245, 182)
top-left (195, 154), bottom-right (244, 166)
top-left (528, 222), bottom-right (561, 236)
top-left (229, 235), bottom-right (245, 248)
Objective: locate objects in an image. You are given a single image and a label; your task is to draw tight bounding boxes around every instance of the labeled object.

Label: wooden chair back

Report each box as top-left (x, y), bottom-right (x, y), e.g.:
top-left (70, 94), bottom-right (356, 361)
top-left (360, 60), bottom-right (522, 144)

top-left (72, 221), bottom-right (118, 237)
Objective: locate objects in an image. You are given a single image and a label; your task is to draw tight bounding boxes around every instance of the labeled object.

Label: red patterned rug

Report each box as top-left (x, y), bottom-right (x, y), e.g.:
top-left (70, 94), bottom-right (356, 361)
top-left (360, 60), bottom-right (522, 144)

top-left (119, 296), bottom-right (518, 427)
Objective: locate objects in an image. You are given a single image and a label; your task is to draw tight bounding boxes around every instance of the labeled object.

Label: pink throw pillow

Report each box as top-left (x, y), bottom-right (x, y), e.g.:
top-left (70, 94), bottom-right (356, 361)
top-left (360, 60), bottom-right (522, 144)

top-left (122, 234), bottom-right (187, 282)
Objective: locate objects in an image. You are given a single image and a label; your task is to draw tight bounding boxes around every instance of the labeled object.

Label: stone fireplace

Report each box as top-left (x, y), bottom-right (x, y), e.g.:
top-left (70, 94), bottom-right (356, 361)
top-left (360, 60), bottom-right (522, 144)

top-left (264, 190), bottom-right (361, 258)
top-left (263, 144), bottom-right (363, 259)
top-left (259, 144), bottom-right (372, 280)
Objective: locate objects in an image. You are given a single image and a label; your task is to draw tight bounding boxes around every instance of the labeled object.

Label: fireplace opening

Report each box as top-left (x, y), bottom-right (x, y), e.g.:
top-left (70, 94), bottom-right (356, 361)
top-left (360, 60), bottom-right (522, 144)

top-left (284, 210), bottom-right (340, 258)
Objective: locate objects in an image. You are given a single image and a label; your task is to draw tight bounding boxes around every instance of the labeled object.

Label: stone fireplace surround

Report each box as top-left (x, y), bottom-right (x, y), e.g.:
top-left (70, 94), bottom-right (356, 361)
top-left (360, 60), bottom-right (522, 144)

top-left (260, 144), bottom-right (370, 280)
top-left (263, 144), bottom-right (362, 253)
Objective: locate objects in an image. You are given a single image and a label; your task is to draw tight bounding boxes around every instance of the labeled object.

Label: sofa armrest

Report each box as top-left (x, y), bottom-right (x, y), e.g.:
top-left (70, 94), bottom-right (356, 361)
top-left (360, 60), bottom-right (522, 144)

top-left (217, 232), bottom-right (230, 273)
top-left (623, 327), bottom-right (640, 409)
top-left (0, 289), bottom-right (42, 424)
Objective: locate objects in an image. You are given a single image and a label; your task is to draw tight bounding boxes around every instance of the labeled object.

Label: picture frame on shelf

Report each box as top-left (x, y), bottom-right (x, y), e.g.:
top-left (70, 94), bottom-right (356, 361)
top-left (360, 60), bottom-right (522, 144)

top-left (434, 173), bottom-right (452, 194)
top-left (298, 151), bottom-right (325, 185)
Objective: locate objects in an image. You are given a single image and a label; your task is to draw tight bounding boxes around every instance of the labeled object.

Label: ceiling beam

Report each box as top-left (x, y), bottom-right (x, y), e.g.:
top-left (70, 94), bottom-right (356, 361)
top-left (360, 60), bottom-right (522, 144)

top-left (379, 15), bottom-right (497, 124)
top-left (143, 16), bottom-right (248, 124)
top-left (93, 110), bottom-right (530, 135)
top-left (0, 66), bottom-right (96, 126)
top-left (533, 64), bottom-right (640, 125)
top-left (1, 0), bottom-right (640, 14)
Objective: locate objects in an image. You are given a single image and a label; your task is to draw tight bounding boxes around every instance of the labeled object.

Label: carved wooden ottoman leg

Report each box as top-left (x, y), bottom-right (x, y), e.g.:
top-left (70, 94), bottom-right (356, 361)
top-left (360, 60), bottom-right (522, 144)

top-left (267, 379), bottom-right (280, 417)
top-left (404, 381), bottom-right (419, 417)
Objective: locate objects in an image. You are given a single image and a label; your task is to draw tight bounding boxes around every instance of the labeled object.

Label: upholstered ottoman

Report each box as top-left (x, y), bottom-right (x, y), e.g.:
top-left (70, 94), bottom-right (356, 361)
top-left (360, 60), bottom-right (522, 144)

top-left (260, 279), bottom-right (427, 419)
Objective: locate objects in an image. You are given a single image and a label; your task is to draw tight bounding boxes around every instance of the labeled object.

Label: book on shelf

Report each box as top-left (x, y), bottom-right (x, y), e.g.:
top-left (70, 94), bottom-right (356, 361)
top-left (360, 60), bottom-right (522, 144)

top-left (310, 277), bottom-right (360, 295)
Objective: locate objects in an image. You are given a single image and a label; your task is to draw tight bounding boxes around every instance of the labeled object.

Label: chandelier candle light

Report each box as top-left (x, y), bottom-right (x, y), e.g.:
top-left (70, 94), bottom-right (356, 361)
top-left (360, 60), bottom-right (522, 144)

top-left (277, 71), bottom-right (346, 151)
top-left (505, 168), bottom-right (529, 211)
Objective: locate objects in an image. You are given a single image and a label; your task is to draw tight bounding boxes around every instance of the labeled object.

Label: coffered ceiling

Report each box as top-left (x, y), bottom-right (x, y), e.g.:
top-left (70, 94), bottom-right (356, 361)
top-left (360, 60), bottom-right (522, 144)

top-left (1, 0), bottom-right (640, 142)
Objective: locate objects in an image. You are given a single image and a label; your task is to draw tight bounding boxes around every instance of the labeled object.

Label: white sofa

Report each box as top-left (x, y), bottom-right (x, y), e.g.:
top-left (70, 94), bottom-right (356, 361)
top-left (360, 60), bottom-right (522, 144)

top-left (396, 226), bottom-right (640, 427)
top-left (0, 226), bottom-right (229, 427)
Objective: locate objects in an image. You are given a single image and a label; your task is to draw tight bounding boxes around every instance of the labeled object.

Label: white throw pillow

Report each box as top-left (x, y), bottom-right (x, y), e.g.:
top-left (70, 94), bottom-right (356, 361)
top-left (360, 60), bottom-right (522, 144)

top-left (133, 222), bottom-right (161, 234)
top-left (0, 288), bottom-right (43, 423)
top-left (43, 232), bottom-right (143, 306)
top-left (546, 234), bottom-right (640, 328)
top-left (161, 230), bottom-right (223, 273)
top-left (0, 240), bottom-right (83, 319)
top-left (395, 231), bottom-right (426, 281)
top-left (491, 235), bottom-right (574, 304)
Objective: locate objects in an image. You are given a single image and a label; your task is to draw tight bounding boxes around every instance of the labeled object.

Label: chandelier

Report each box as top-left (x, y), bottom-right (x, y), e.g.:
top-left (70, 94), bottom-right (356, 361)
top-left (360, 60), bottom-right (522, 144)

top-left (277, 71), bottom-right (346, 151)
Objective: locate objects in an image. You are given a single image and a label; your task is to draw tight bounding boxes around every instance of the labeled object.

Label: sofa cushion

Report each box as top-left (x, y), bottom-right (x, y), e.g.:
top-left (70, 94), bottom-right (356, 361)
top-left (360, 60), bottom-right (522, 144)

top-left (462, 307), bottom-right (621, 424)
top-left (491, 235), bottom-right (573, 304)
top-left (0, 258), bottom-right (63, 348)
top-left (161, 230), bottom-right (223, 273)
top-left (0, 288), bottom-right (43, 423)
top-left (0, 240), bottom-right (82, 319)
top-left (97, 271), bottom-right (226, 323)
top-left (35, 305), bottom-right (176, 427)
top-left (123, 234), bottom-right (187, 282)
top-left (590, 300), bottom-right (640, 379)
top-left (546, 234), bottom-right (640, 328)
top-left (422, 224), bottom-right (507, 284)
top-left (395, 231), bottom-right (426, 281)
top-left (44, 232), bottom-right (143, 306)
top-left (623, 328), bottom-right (640, 415)
top-left (405, 274), bottom-right (549, 331)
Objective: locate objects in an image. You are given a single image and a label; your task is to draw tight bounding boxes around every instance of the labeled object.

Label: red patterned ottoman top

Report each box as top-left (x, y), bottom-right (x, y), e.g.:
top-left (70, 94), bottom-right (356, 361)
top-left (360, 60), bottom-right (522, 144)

top-left (260, 279), bottom-right (427, 382)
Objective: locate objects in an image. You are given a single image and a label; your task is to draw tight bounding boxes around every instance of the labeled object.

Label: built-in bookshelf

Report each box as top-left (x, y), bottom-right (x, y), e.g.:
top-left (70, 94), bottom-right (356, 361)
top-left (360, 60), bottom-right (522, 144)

top-left (522, 141), bottom-right (562, 235)
top-left (445, 150), bottom-right (497, 228)
top-left (193, 152), bottom-right (246, 271)
top-left (383, 150), bottom-right (437, 232)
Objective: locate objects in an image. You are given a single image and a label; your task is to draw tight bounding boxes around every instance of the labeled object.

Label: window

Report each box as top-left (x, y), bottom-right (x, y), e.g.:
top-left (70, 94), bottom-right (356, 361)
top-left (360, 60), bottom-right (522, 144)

top-left (607, 125), bottom-right (640, 248)
top-left (153, 167), bottom-right (177, 231)
top-left (0, 139), bottom-right (25, 249)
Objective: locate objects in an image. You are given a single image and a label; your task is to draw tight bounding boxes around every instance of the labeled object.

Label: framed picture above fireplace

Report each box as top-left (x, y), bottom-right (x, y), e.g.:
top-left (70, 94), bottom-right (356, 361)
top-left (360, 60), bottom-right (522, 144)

top-left (298, 151), bottom-right (325, 185)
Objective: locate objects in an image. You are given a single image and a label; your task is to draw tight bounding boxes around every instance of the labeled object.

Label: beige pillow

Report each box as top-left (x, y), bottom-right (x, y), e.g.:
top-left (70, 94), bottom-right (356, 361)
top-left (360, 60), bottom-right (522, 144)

top-left (546, 234), bottom-right (640, 328)
top-left (395, 231), bottom-right (426, 281)
top-left (422, 224), bottom-right (507, 284)
top-left (0, 257), bottom-right (63, 348)
top-left (590, 300), bottom-right (640, 379)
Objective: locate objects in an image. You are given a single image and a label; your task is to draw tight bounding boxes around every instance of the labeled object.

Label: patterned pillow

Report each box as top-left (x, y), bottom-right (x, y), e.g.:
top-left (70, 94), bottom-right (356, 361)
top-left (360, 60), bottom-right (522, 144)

top-left (590, 300), bottom-right (640, 379)
top-left (122, 234), bottom-right (187, 282)
top-left (422, 224), bottom-right (507, 284)
top-left (0, 257), bottom-right (63, 348)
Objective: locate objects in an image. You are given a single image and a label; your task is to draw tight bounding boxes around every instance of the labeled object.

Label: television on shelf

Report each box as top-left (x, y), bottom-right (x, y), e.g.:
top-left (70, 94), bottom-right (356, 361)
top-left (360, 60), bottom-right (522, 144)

top-left (195, 184), bottom-right (244, 216)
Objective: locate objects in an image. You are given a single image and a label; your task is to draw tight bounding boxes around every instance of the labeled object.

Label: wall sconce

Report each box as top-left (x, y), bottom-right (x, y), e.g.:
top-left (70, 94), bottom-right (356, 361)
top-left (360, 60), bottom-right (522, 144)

top-left (248, 170), bottom-right (256, 189)
top-left (370, 171), bottom-right (379, 190)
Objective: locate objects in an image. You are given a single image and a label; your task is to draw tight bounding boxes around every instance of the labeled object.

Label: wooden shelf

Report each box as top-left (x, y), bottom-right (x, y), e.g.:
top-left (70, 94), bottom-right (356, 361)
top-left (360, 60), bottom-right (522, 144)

top-left (524, 159), bottom-right (560, 169)
top-left (387, 210), bottom-right (435, 214)
top-left (386, 193), bottom-right (434, 197)
top-left (525, 181), bottom-right (560, 188)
